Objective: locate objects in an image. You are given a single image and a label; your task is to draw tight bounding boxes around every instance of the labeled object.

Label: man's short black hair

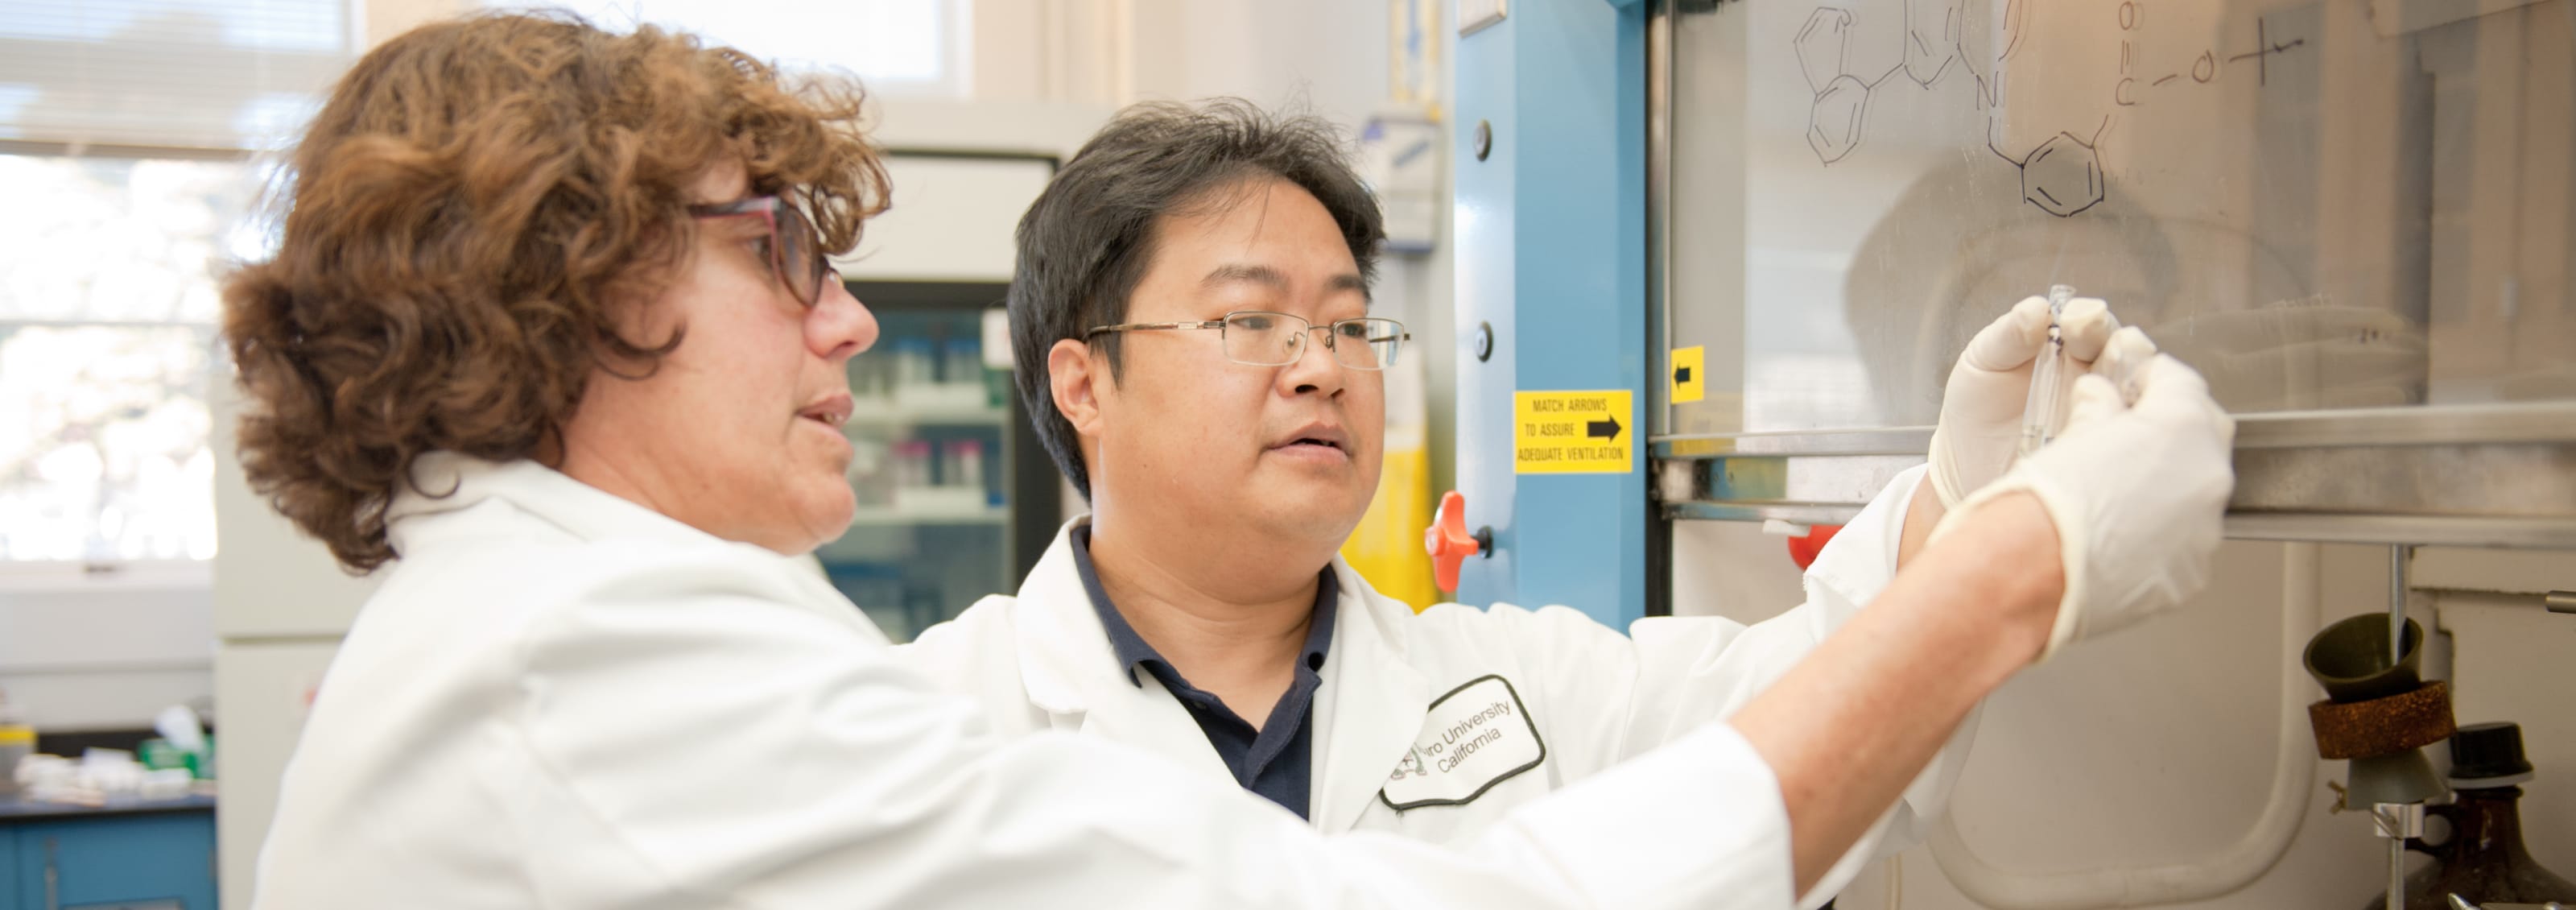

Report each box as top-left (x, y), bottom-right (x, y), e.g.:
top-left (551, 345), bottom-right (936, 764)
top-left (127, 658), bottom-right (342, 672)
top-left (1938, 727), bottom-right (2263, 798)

top-left (1009, 98), bottom-right (1388, 500)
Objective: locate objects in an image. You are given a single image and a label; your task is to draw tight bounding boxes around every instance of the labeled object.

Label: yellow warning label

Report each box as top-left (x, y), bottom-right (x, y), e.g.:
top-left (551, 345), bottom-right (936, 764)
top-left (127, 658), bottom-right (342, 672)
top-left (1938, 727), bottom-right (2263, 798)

top-left (1513, 390), bottom-right (1635, 474)
top-left (1670, 346), bottom-right (1705, 404)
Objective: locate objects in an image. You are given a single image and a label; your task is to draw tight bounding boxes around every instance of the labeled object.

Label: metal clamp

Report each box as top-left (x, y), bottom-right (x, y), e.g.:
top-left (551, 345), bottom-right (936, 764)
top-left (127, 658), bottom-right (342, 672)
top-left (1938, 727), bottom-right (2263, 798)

top-left (2372, 803), bottom-right (2424, 910)
top-left (2369, 802), bottom-right (2425, 839)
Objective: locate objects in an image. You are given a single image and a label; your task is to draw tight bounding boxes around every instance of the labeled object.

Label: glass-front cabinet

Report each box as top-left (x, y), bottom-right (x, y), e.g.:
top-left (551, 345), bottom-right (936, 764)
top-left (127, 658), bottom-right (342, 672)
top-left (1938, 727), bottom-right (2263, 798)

top-left (817, 281), bottom-right (1058, 642)
top-left (813, 150), bottom-right (1060, 641)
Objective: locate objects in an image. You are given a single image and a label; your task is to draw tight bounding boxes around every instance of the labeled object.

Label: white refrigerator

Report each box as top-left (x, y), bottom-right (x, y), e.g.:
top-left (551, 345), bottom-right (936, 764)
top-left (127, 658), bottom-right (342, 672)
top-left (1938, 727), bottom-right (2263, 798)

top-left (208, 374), bottom-right (377, 910)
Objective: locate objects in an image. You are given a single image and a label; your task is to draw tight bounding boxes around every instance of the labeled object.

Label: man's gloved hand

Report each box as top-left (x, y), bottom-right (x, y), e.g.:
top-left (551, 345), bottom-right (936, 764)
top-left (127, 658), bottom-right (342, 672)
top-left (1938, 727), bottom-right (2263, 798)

top-left (1936, 332), bottom-right (2236, 662)
top-left (1927, 296), bottom-right (2122, 508)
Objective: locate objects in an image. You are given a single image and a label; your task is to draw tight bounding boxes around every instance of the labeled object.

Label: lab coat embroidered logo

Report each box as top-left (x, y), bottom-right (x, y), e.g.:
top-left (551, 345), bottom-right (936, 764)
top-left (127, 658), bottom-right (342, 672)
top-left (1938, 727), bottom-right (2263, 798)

top-left (1389, 747), bottom-right (1429, 781)
top-left (1379, 674), bottom-right (1546, 811)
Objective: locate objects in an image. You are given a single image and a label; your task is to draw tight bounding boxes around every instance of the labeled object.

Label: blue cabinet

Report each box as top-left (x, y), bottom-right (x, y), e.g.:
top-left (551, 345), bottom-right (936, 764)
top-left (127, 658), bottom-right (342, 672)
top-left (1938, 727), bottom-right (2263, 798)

top-left (0, 827), bottom-right (15, 906)
top-left (4, 810), bottom-right (215, 910)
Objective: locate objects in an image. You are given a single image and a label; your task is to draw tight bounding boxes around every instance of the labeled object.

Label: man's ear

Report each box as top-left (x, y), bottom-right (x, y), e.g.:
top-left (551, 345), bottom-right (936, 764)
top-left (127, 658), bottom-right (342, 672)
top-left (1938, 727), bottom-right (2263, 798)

top-left (1048, 337), bottom-right (1105, 440)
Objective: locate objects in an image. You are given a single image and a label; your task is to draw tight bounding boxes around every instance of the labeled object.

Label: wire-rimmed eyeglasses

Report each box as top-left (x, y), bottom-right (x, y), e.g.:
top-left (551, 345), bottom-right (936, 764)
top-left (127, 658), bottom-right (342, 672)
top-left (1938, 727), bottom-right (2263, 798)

top-left (1084, 311), bottom-right (1410, 370)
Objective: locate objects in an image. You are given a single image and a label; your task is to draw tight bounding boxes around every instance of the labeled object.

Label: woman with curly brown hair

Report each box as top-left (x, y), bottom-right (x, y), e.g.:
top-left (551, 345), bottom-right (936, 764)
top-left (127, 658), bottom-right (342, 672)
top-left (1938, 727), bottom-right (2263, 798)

top-left (225, 13), bottom-right (1908, 910)
top-left (225, 12), bottom-right (885, 570)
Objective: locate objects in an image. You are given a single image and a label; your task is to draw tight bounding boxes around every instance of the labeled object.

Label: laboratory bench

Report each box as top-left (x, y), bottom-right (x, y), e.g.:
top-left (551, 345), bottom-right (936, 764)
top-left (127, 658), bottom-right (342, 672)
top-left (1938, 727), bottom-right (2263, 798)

top-left (0, 793), bottom-right (217, 910)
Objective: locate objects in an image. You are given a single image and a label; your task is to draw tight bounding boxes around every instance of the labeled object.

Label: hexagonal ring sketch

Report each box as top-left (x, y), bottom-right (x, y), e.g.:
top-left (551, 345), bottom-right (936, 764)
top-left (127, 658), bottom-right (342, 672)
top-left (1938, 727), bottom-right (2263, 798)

top-left (2020, 132), bottom-right (2106, 217)
top-left (1807, 74), bottom-right (1872, 164)
top-left (1902, 0), bottom-right (1963, 86)
top-left (1795, 7), bottom-right (1856, 94)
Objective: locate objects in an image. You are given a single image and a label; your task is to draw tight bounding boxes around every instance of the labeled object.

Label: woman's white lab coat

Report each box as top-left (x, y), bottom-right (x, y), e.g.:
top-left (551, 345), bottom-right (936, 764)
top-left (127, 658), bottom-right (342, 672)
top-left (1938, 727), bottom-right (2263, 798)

top-left (250, 453), bottom-right (1831, 910)
top-left (898, 465), bottom-right (1968, 909)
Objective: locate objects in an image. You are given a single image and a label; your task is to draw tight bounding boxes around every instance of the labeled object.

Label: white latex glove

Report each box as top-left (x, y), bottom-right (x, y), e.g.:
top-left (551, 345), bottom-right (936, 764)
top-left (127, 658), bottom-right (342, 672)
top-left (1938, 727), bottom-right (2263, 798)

top-left (1934, 333), bottom-right (2235, 662)
top-left (1927, 296), bottom-right (2121, 507)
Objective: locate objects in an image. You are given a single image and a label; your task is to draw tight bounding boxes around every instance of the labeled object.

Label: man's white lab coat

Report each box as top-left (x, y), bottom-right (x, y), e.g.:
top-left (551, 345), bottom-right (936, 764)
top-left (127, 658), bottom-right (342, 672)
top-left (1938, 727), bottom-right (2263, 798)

top-left (898, 465), bottom-right (1968, 908)
top-left (249, 453), bottom-right (1834, 909)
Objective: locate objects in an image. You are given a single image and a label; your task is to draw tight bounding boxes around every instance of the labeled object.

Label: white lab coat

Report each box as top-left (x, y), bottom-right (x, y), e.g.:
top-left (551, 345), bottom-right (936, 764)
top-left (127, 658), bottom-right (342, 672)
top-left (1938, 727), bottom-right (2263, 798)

top-left (898, 465), bottom-right (1968, 908)
top-left (249, 453), bottom-right (1818, 909)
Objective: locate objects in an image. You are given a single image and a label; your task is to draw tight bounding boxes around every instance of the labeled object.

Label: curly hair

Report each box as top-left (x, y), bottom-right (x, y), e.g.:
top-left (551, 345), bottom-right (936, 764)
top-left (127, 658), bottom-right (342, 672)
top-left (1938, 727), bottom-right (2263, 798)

top-left (221, 12), bottom-right (889, 573)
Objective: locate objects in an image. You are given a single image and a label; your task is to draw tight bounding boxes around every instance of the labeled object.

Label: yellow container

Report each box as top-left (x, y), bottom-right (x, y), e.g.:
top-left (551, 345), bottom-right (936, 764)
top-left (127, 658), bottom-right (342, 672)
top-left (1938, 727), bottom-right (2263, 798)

top-left (1340, 349), bottom-right (1439, 611)
top-left (0, 722), bottom-right (32, 799)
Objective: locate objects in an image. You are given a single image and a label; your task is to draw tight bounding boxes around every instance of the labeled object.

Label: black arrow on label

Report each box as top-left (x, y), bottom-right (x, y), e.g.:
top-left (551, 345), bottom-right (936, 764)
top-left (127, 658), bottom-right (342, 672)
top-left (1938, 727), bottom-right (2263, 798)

top-left (1586, 416), bottom-right (1623, 441)
top-left (1673, 366), bottom-right (1692, 384)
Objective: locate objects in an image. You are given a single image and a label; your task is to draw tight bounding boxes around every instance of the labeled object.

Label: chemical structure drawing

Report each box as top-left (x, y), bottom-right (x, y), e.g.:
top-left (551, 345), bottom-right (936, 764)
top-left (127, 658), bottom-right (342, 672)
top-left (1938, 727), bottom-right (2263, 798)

top-left (2115, 6), bottom-right (2306, 105)
top-left (1794, 9), bottom-right (1870, 163)
top-left (1794, 2), bottom-right (2309, 219)
top-left (2020, 130), bottom-right (2106, 216)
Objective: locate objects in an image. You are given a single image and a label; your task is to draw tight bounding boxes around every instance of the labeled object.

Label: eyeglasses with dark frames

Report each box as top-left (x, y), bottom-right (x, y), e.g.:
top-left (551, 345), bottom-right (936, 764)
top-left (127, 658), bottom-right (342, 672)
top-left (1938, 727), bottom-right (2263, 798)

top-left (686, 194), bottom-right (832, 308)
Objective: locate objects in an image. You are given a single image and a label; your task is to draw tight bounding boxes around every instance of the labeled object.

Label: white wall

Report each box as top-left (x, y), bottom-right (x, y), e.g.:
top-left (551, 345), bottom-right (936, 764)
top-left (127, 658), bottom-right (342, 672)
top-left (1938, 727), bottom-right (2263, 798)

top-left (0, 565), bottom-right (213, 730)
top-left (1122, 0), bottom-right (1404, 127)
top-left (836, 155), bottom-right (1059, 282)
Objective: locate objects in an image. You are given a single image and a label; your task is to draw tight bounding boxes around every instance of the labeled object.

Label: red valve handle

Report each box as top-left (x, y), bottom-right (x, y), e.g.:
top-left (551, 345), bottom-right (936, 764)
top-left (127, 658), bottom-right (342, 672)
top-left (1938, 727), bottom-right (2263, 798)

top-left (1785, 523), bottom-right (1844, 571)
top-left (1425, 490), bottom-right (1480, 593)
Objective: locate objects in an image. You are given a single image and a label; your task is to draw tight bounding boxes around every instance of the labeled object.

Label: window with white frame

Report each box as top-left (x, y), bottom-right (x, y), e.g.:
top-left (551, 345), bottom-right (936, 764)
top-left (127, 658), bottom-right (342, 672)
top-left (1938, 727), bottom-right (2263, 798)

top-left (0, 0), bottom-right (351, 151)
top-left (0, 0), bottom-right (967, 564)
top-left (0, 155), bottom-right (268, 562)
top-left (491, 0), bottom-right (974, 97)
top-left (0, 0), bottom-right (345, 564)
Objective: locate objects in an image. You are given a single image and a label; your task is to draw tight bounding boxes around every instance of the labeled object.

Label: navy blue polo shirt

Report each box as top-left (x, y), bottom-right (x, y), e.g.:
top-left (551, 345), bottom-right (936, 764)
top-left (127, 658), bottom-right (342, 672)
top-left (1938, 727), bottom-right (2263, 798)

top-left (1069, 525), bottom-right (1336, 819)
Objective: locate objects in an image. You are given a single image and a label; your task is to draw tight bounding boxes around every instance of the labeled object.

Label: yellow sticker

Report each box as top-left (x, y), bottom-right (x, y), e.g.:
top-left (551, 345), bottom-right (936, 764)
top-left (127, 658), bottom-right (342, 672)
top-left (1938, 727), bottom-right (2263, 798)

top-left (1670, 345), bottom-right (1705, 403)
top-left (1513, 390), bottom-right (1635, 474)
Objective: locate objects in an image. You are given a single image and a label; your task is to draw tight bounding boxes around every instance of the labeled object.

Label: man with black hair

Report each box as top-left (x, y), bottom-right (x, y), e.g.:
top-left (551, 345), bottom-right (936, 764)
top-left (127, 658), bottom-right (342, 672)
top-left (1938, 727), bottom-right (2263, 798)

top-left (898, 98), bottom-right (2233, 906)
